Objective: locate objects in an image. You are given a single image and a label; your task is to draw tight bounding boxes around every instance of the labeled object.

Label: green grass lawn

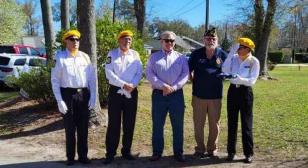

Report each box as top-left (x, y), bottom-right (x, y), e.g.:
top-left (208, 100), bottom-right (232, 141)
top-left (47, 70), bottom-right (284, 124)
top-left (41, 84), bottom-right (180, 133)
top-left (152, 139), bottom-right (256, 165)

top-left (134, 66), bottom-right (308, 160)
top-left (0, 90), bottom-right (18, 103)
top-left (1, 67), bottom-right (306, 161)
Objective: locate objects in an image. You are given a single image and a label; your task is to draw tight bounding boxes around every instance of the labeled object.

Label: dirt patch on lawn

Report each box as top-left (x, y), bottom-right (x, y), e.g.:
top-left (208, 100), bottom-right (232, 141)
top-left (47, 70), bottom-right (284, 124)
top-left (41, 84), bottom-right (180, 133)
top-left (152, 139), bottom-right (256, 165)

top-left (0, 98), bottom-right (307, 168)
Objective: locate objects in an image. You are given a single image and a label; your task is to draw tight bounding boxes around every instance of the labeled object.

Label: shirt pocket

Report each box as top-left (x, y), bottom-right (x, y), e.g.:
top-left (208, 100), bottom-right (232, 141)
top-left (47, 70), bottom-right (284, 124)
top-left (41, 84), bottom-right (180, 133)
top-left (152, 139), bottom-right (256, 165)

top-left (125, 58), bottom-right (138, 73)
top-left (113, 59), bottom-right (122, 73)
top-left (64, 61), bottom-right (75, 76)
top-left (78, 62), bottom-right (89, 78)
top-left (240, 65), bottom-right (251, 77)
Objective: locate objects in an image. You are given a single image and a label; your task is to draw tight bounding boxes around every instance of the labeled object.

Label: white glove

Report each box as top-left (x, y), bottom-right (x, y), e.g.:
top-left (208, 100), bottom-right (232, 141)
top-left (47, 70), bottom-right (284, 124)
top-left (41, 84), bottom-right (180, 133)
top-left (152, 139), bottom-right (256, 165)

top-left (228, 43), bottom-right (240, 57)
top-left (57, 100), bottom-right (68, 114)
top-left (88, 96), bottom-right (96, 110)
top-left (233, 75), bottom-right (244, 84)
top-left (117, 89), bottom-right (132, 99)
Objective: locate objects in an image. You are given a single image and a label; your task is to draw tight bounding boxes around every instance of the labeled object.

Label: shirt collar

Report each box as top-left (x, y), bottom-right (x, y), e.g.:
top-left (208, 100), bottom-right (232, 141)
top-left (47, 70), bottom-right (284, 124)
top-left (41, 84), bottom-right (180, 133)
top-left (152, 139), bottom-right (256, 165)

top-left (237, 53), bottom-right (253, 63)
top-left (66, 49), bottom-right (79, 57)
top-left (118, 48), bottom-right (132, 57)
top-left (162, 49), bottom-right (173, 56)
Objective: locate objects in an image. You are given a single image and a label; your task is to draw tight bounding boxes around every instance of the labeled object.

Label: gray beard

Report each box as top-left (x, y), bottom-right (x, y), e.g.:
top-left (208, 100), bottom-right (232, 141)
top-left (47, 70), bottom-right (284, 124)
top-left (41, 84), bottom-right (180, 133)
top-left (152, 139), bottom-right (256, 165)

top-left (205, 45), bottom-right (217, 50)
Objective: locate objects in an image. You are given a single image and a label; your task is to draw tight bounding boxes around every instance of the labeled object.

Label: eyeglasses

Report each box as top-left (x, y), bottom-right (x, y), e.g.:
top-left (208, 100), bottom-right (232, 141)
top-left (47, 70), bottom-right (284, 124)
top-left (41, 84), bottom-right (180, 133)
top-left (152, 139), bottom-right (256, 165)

top-left (204, 37), bottom-right (217, 41)
top-left (121, 37), bottom-right (132, 41)
top-left (163, 39), bottom-right (175, 43)
top-left (67, 37), bottom-right (80, 42)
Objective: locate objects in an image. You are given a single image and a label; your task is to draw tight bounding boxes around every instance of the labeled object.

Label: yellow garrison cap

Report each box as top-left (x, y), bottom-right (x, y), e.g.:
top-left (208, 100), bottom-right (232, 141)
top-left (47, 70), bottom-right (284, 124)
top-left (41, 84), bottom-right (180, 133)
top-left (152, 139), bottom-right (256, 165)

top-left (62, 30), bottom-right (81, 42)
top-left (237, 37), bottom-right (255, 50)
top-left (117, 30), bottom-right (133, 40)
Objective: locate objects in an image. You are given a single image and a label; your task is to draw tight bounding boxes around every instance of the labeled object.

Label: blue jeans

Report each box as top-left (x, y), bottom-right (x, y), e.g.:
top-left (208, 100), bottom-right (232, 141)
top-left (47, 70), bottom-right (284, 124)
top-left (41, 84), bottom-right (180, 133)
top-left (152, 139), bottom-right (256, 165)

top-left (151, 89), bottom-right (185, 156)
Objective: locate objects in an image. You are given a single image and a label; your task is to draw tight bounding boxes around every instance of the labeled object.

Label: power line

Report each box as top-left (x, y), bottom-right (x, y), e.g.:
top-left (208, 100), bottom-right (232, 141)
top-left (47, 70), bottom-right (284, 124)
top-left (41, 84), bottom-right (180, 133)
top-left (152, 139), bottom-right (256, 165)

top-left (174, 1), bottom-right (204, 17)
top-left (168, 0), bottom-right (196, 16)
top-left (148, 0), bottom-right (204, 22)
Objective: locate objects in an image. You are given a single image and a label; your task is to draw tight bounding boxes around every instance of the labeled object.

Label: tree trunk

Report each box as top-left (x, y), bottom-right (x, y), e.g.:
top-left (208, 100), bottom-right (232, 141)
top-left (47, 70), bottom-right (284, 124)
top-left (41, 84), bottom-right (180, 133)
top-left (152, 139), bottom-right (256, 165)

top-left (134, 0), bottom-right (145, 37)
top-left (254, 0), bottom-right (264, 47)
top-left (61, 0), bottom-right (70, 30)
top-left (254, 0), bottom-right (276, 77)
top-left (77, 0), bottom-right (107, 127)
top-left (40, 0), bottom-right (55, 61)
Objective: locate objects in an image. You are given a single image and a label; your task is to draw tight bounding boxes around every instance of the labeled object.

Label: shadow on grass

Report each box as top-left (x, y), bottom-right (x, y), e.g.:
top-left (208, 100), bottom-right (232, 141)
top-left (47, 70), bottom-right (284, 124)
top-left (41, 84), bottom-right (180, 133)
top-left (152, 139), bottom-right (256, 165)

top-left (0, 119), bottom-right (63, 140)
top-left (0, 155), bottom-right (246, 168)
top-left (0, 102), bottom-right (62, 139)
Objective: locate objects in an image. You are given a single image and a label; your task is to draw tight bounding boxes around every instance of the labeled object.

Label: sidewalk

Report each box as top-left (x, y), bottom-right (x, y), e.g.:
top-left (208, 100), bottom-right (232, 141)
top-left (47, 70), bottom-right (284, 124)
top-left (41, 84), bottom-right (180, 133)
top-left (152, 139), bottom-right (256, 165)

top-left (276, 63), bottom-right (308, 67)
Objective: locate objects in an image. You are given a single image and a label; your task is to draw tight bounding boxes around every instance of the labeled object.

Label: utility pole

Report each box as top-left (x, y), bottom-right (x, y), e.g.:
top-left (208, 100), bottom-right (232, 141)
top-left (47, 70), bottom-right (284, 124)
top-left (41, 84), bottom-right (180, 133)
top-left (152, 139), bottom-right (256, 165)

top-left (113, 0), bottom-right (117, 23)
top-left (205, 0), bottom-right (210, 30)
top-left (292, 9), bottom-right (297, 63)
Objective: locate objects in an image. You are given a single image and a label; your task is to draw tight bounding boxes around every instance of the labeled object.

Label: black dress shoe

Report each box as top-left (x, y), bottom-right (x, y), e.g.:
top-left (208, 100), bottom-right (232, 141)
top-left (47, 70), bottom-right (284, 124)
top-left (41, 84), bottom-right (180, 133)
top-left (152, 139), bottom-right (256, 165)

top-left (174, 154), bottom-right (185, 162)
top-left (193, 152), bottom-right (205, 158)
top-left (244, 156), bottom-right (253, 163)
top-left (66, 160), bottom-right (75, 166)
top-left (122, 153), bottom-right (140, 160)
top-left (78, 157), bottom-right (91, 164)
top-left (226, 154), bottom-right (235, 161)
top-left (149, 154), bottom-right (161, 161)
top-left (103, 156), bottom-right (114, 164)
top-left (204, 153), bottom-right (215, 157)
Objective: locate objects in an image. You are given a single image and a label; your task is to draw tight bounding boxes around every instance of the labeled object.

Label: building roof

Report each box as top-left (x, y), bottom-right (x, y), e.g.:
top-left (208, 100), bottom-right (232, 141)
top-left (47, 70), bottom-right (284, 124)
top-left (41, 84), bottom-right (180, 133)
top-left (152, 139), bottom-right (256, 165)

top-left (146, 36), bottom-right (194, 52)
top-left (181, 36), bottom-right (204, 49)
top-left (21, 36), bottom-right (45, 48)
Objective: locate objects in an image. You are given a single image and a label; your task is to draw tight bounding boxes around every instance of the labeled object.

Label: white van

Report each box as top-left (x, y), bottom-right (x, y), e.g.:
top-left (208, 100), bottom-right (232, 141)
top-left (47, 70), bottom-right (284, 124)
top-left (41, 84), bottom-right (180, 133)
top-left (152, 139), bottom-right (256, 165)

top-left (0, 54), bottom-right (46, 84)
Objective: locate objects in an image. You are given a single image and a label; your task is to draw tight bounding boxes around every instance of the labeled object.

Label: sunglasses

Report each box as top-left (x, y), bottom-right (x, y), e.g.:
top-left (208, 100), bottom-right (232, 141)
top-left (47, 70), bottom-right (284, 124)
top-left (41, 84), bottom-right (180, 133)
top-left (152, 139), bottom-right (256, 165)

top-left (67, 37), bottom-right (80, 42)
top-left (163, 39), bottom-right (175, 43)
top-left (238, 45), bottom-right (248, 50)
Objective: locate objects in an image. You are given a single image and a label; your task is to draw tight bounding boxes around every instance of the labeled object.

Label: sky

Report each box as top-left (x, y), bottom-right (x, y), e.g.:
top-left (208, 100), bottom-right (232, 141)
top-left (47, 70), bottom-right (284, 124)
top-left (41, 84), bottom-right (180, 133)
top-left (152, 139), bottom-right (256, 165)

top-left (17, 0), bottom-right (238, 33)
top-left (145, 0), bottom-right (237, 27)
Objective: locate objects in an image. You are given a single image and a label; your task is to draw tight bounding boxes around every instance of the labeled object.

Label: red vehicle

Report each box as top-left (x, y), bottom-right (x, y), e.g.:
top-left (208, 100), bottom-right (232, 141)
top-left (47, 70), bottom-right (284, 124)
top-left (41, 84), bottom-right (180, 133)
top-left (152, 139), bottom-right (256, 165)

top-left (0, 45), bottom-right (47, 58)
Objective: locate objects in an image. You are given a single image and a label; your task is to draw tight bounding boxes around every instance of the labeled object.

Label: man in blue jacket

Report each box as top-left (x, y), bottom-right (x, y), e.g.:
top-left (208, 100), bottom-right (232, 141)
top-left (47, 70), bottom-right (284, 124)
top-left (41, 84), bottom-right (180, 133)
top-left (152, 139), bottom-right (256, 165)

top-left (188, 28), bottom-right (227, 158)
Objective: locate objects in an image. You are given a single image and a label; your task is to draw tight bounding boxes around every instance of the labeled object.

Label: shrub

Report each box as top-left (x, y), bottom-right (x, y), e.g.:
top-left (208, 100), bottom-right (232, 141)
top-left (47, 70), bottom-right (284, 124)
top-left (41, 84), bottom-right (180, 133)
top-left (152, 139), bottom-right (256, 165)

top-left (295, 53), bottom-right (308, 63)
top-left (268, 52), bottom-right (284, 63)
top-left (221, 38), bottom-right (232, 52)
top-left (5, 62), bottom-right (55, 104)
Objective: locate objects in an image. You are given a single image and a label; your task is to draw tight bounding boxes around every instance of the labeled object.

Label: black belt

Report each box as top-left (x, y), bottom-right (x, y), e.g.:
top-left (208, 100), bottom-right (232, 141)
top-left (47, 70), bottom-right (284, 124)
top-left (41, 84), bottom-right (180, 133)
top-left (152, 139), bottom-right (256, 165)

top-left (230, 84), bottom-right (251, 88)
top-left (61, 87), bottom-right (88, 93)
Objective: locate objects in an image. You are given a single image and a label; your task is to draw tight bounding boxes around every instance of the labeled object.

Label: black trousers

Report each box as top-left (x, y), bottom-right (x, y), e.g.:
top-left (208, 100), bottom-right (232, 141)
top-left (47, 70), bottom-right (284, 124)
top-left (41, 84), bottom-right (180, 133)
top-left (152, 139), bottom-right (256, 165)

top-left (105, 85), bottom-right (138, 158)
top-left (61, 87), bottom-right (90, 160)
top-left (227, 84), bottom-right (254, 157)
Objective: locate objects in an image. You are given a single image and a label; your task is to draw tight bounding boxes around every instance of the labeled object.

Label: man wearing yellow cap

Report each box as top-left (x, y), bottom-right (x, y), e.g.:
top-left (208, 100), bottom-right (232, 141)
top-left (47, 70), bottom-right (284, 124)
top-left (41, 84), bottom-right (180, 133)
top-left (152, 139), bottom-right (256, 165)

top-left (51, 29), bottom-right (96, 165)
top-left (222, 37), bottom-right (260, 163)
top-left (104, 30), bottom-right (143, 164)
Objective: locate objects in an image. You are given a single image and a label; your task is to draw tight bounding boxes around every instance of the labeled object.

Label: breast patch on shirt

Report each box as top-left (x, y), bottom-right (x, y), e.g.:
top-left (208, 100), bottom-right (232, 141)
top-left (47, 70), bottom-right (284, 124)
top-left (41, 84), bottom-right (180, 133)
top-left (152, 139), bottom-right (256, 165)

top-left (106, 56), bottom-right (111, 64)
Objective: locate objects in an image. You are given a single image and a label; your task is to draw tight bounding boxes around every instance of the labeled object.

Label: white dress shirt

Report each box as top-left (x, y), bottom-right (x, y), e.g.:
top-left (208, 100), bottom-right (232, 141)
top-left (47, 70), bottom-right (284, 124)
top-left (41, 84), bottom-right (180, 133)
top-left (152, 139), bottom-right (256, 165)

top-left (105, 48), bottom-right (143, 88)
top-left (51, 49), bottom-right (96, 102)
top-left (222, 53), bottom-right (260, 86)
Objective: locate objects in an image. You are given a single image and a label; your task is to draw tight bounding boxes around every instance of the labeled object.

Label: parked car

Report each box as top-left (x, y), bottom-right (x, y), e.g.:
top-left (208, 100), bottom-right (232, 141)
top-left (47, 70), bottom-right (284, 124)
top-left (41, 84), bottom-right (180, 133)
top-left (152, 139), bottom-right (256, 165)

top-left (0, 45), bottom-right (46, 58)
top-left (35, 47), bottom-right (47, 57)
top-left (0, 53), bottom-right (47, 84)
